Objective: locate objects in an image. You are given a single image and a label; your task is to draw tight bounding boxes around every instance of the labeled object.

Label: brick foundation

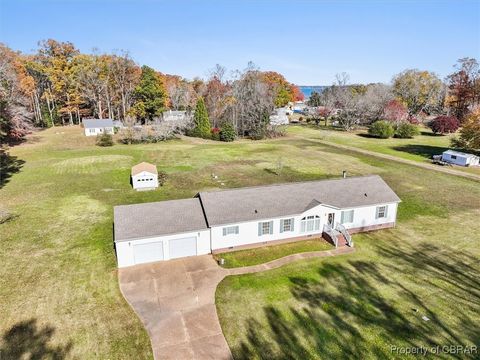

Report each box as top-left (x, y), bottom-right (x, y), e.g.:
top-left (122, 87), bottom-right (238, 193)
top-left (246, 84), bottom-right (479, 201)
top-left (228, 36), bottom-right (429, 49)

top-left (347, 222), bottom-right (395, 234)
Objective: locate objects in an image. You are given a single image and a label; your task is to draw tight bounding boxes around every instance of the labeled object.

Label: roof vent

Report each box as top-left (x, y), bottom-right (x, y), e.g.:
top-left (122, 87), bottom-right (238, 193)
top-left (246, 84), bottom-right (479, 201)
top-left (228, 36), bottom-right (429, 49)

top-left (254, 209), bottom-right (258, 213)
top-left (364, 193), bottom-right (368, 197)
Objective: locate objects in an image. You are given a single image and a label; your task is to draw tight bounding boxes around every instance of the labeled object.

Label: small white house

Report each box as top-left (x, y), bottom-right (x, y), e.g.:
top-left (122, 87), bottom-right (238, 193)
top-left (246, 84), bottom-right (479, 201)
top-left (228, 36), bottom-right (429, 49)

top-left (114, 175), bottom-right (401, 267)
top-left (83, 119), bottom-right (115, 136)
top-left (269, 108), bottom-right (289, 125)
top-left (131, 162), bottom-right (159, 191)
top-left (163, 110), bottom-right (189, 122)
top-left (441, 150), bottom-right (480, 167)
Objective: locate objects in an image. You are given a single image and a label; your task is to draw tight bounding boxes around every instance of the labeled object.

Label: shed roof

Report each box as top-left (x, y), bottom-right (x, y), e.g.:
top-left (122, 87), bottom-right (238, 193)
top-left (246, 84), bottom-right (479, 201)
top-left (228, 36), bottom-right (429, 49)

top-left (443, 150), bottom-right (478, 158)
top-left (199, 175), bottom-right (400, 226)
top-left (114, 198), bottom-right (208, 242)
top-left (131, 162), bottom-right (158, 176)
top-left (83, 118), bottom-right (114, 128)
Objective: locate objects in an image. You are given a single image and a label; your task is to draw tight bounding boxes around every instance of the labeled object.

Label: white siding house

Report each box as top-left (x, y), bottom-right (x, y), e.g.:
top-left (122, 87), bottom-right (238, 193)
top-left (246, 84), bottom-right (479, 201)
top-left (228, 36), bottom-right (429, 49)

top-left (269, 108), bottom-right (290, 125)
top-left (131, 162), bottom-right (159, 191)
top-left (114, 175), bottom-right (401, 267)
top-left (441, 150), bottom-right (479, 167)
top-left (83, 119), bottom-right (114, 136)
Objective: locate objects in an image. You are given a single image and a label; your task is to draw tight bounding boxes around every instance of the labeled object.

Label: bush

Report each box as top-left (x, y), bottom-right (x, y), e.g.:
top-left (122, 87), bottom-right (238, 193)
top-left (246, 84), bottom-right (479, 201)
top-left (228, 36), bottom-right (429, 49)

top-left (96, 132), bottom-right (113, 146)
top-left (395, 122), bottom-right (420, 138)
top-left (219, 122), bottom-right (236, 142)
top-left (368, 121), bottom-right (395, 139)
top-left (428, 116), bottom-right (459, 134)
top-left (158, 171), bottom-right (167, 186)
top-left (211, 127), bottom-right (221, 141)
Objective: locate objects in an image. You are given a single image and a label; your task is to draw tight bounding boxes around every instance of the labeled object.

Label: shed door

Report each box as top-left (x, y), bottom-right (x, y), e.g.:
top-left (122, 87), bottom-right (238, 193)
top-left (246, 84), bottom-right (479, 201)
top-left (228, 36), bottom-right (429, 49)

top-left (169, 237), bottom-right (197, 259)
top-left (133, 241), bottom-right (164, 265)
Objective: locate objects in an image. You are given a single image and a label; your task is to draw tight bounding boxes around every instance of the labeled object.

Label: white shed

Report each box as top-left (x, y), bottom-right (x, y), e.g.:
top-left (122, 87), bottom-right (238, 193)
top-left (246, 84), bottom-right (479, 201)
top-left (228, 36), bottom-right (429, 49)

top-left (83, 119), bottom-right (114, 136)
top-left (131, 162), bottom-right (159, 191)
top-left (441, 150), bottom-right (480, 167)
top-left (269, 108), bottom-right (289, 125)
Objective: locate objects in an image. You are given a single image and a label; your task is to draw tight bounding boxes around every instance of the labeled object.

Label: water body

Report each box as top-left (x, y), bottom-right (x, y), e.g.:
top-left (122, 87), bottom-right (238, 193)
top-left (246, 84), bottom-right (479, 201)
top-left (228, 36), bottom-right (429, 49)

top-left (299, 86), bottom-right (327, 99)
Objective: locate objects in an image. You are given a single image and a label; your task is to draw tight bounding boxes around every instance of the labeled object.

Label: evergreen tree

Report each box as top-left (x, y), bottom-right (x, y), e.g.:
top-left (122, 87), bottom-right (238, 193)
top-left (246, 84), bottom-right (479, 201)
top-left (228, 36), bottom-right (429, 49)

top-left (192, 97), bottom-right (211, 138)
top-left (132, 65), bottom-right (167, 121)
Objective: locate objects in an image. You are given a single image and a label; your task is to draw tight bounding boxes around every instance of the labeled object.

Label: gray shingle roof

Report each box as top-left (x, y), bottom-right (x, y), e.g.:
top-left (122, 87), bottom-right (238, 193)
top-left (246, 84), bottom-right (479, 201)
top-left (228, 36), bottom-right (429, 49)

top-left (83, 119), bottom-right (114, 128)
top-left (198, 175), bottom-right (400, 226)
top-left (114, 198), bottom-right (208, 242)
top-left (113, 175), bottom-right (400, 241)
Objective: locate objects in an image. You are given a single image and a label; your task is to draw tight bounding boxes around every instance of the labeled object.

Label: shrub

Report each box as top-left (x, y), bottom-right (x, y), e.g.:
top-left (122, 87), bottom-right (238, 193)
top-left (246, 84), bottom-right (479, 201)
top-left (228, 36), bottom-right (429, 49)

top-left (158, 171), bottom-right (167, 186)
top-left (428, 116), bottom-right (459, 134)
top-left (368, 120), bottom-right (395, 138)
top-left (395, 122), bottom-right (420, 138)
top-left (96, 132), bottom-right (113, 146)
top-left (219, 122), bottom-right (236, 142)
top-left (211, 127), bottom-right (221, 141)
top-left (191, 97), bottom-right (211, 139)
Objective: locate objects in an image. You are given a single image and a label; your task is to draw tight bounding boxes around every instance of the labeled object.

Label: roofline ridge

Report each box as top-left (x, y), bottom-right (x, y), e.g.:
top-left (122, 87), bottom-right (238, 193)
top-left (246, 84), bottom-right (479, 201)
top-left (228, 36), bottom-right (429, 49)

top-left (198, 174), bottom-right (380, 195)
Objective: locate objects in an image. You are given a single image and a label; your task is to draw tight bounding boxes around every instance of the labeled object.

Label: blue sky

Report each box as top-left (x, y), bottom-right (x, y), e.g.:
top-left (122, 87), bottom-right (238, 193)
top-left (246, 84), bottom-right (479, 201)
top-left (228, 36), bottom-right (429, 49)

top-left (1, 0), bottom-right (479, 84)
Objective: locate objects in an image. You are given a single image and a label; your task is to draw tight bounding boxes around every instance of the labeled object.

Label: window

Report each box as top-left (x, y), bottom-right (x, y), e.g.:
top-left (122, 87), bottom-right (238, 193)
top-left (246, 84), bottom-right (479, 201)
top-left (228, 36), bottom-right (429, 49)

top-left (89, 129), bottom-right (95, 134)
top-left (376, 205), bottom-right (388, 219)
top-left (341, 210), bottom-right (354, 224)
top-left (300, 215), bottom-right (320, 233)
top-left (222, 225), bottom-right (239, 236)
top-left (258, 221), bottom-right (273, 236)
top-left (280, 218), bottom-right (294, 233)
top-left (451, 155), bottom-right (457, 160)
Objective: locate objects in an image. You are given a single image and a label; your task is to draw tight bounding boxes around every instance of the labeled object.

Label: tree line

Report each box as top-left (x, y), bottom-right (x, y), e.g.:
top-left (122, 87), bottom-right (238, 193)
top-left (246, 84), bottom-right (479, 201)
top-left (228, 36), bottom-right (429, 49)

top-left (0, 40), bottom-right (303, 144)
top-left (307, 60), bottom-right (480, 150)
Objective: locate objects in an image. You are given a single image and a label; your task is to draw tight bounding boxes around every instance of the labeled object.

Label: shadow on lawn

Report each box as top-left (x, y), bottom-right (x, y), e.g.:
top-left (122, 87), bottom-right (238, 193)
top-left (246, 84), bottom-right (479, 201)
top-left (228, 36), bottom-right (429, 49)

top-left (231, 242), bottom-right (479, 359)
top-left (392, 144), bottom-right (449, 159)
top-left (0, 319), bottom-right (72, 359)
top-left (0, 150), bottom-right (25, 189)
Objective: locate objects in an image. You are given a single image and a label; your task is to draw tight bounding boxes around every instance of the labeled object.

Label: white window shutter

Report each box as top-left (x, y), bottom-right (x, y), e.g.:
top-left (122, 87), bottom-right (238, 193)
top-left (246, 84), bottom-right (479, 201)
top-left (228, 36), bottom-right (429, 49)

top-left (269, 221), bottom-right (273, 234)
top-left (223, 228), bottom-right (226, 236)
top-left (291, 218), bottom-right (294, 231)
top-left (280, 219), bottom-right (284, 233)
top-left (258, 223), bottom-right (262, 236)
top-left (384, 205), bottom-right (388, 218)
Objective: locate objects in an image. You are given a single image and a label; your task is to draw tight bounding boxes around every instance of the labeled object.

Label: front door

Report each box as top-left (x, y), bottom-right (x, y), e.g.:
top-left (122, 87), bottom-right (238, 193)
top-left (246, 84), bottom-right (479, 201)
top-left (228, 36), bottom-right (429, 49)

top-left (327, 213), bottom-right (335, 227)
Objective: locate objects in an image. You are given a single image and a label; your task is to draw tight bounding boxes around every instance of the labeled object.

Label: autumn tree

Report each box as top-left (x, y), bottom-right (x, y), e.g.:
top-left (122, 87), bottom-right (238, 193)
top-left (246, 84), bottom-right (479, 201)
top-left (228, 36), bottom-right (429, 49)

top-left (392, 69), bottom-right (444, 117)
top-left (446, 58), bottom-right (480, 121)
top-left (428, 116), bottom-right (460, 134)
top-left (131, 65), bottom-right (167, 122)
top-left (452, 108), bottom-right (480, 150)
top-left (203, 65), bottom-right (229, 127)
top-left (0, 44), bottom-right (34, 142)
top-left (36, 39), bottom-right (80, 125)
top-left (383, 99), bottom-right (408, 124)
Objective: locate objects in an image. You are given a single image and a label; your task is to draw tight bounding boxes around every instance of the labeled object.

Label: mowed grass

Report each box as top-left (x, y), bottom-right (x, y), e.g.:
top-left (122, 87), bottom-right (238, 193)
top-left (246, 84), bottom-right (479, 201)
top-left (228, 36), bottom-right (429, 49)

top-left (288, 124), bottom-right (480, 175)
top-left (216, 139), bottom-right (480, 359)
top-left (1, 125), bottom-right (479, 358)
top-left (214, 239), bottom-right (333, 268)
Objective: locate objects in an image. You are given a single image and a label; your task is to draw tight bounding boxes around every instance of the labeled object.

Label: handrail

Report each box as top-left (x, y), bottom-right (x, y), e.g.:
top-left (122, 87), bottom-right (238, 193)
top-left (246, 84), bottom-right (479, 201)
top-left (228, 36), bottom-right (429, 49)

top-left (335, 223), bottom-right (353, 247)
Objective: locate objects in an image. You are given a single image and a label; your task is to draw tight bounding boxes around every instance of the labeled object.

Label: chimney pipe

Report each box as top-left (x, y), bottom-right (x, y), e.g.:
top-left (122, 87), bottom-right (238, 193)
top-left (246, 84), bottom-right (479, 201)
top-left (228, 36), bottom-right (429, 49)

top-left (342, 170), bottom-right (347, 178)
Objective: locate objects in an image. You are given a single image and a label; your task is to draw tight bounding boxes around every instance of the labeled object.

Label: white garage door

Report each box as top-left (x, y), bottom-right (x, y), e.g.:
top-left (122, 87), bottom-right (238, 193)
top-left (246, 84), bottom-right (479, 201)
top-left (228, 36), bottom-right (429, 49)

top-left (169, 237), bottom-right (197, 259)
top-left (133, 241), bottom-right (164, 265)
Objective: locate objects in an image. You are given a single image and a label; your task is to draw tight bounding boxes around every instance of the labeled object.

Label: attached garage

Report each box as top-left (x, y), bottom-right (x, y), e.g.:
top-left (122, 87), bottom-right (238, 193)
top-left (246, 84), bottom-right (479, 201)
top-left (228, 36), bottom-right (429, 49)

top-left (169, 237), bottom-right (197, 259)
top-left (133, 241), bottom-right (164, 265)
top-left (114, 198), bottom-right (210, 268)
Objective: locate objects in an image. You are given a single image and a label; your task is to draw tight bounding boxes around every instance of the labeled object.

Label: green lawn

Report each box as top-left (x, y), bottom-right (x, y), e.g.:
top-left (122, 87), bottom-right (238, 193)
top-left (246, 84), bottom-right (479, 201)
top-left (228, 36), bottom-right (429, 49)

top-left (216, 136), bottom-right (480, 359)
top-left (214, 239), bottom-right (333, 268)
top-left (1, 125), bottom-right (479, 358)
top-left (287, 124), bottom-right (480, 175)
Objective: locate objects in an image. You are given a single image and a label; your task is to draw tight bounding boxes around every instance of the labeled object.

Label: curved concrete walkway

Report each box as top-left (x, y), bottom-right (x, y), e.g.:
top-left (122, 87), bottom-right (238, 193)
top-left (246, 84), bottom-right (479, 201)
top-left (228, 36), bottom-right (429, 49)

top-left (118, 246), bottom-right (354, 360)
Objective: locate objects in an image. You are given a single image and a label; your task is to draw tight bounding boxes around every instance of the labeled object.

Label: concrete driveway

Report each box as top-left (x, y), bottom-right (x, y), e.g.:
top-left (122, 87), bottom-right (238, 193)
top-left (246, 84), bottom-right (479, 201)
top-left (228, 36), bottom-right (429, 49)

top-left (119, 255), bottom-right (231, 359)
top-left (119, 248), bottom-right (354, 359)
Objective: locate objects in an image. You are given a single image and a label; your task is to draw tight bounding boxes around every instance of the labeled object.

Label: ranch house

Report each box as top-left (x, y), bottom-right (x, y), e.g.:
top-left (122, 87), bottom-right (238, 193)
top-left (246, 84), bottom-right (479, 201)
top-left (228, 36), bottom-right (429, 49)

top-left (114, 175), bottom-right (400, 267)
